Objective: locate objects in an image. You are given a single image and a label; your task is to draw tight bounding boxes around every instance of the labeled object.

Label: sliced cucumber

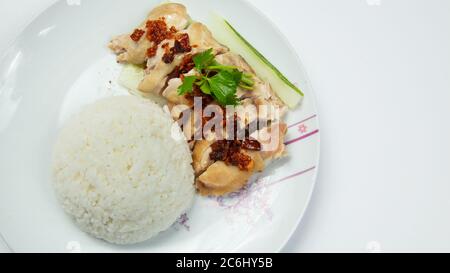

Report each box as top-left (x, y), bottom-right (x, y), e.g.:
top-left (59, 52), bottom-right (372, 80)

top-left (118, 64), bottom-right (167, 105)
top-left (208, 14), bottom-right (303, 109)
top-left (118, 64), bottom-right (145, 92)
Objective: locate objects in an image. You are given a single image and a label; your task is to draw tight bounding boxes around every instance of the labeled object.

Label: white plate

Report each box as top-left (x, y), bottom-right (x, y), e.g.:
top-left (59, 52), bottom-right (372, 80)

top-left (0, 0), bottom-right (320, 253)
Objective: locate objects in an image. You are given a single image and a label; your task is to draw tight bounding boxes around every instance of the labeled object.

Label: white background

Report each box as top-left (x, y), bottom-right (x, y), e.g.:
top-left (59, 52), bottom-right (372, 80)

top-left (1, 0), bottom-right (449, 253)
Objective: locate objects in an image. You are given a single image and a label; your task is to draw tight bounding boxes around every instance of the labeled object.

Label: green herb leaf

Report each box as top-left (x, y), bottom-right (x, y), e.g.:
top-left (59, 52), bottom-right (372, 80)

top-left (177, 76), bottom-right (198, 95)
top-left (229, 69), bottom-right (243, 83)
top-left (241, 73), bottom-right (254, 86)
top-left (207, 70), bottom-right (241, 106)
top-left (200, 81), bottom-right (212, 95)
top-left (205, 65), bottom-right (238, 72)
top-left (193, 48), bottom-right (215, 71)
top-left (178, 49), bottom-right (255, 106)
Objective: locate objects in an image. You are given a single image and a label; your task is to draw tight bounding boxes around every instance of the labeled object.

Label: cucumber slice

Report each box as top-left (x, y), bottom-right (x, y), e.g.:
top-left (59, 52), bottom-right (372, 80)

top-left (118, 64), bottom-right (145, 92)
top-left (208, 14), bottom-right (303, 109)
top-left (118, 64), bottom-right (167, 105)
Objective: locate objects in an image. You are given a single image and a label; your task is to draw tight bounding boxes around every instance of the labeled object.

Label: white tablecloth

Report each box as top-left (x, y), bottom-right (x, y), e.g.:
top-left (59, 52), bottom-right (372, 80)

top-left (1, 0), bottom-right (450, 253)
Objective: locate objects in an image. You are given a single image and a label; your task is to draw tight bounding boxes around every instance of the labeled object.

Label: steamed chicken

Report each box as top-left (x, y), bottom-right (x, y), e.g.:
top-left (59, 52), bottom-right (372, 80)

top-left (109, 3), bottom-right (290, 196)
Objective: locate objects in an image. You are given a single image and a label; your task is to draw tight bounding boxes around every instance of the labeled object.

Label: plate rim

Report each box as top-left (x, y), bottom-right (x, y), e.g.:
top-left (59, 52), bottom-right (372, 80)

top-left (239, 0), bottom-right (322, 252)
top-left (0, 0), bottom-right (321, 253)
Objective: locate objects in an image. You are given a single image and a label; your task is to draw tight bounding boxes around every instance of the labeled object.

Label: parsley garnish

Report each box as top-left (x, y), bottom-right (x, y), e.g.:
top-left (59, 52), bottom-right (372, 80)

top-left (177, 49), bottom-right (254, 106)
top-left (193, 48), bottom-right (215, 71)
top-left (178, 76), bottom-right (197, 96)
top-left (207, 70), bottom-right (241, 106)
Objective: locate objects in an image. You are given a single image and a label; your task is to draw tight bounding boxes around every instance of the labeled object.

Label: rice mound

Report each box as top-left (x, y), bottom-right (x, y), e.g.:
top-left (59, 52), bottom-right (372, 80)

top-left (52, 96), bottom-right (195, 244)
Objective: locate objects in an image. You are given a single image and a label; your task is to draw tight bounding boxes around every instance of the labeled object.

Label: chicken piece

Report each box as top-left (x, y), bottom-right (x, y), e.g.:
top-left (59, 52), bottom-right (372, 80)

top-left (252, 122), bottom-right (288, 162)
top-left (109, 35), bottom-right (152, 65)
top-left (139, 22), bottom-right (228, 94)
top-left (215, 53), bottom-right (287, 117)
top-left (196, 163), bottom-right (253, 196)
top-left (169, 103), bottom-right (197, 141)
top-left (234, 80), bottom-right (288, 121)
top-left (186, 22), bottom-right (228, 55)
top-left (192, 140), bottom-right (214, 175)
top-left (232, 98), bottom-right (259, 131)
top-left (146, 3), bottom-right (190, 31)
top-left (252, 81), bottom-right (287, 117)
top-left (162, 78), bottom-right (193, 106)
top-left (138, 40), bottom-right (182, 93)
top-left (108, 3), bottom-right (190, 65)
top-left (196, 151), bottom-right (265, 196)
top-left (215, 52), bottom-right (254, 74)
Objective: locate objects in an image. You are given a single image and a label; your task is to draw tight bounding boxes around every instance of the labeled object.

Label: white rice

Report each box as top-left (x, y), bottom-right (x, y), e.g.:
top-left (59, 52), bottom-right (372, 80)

top-left (52, 95), bottom-right (195, 245)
